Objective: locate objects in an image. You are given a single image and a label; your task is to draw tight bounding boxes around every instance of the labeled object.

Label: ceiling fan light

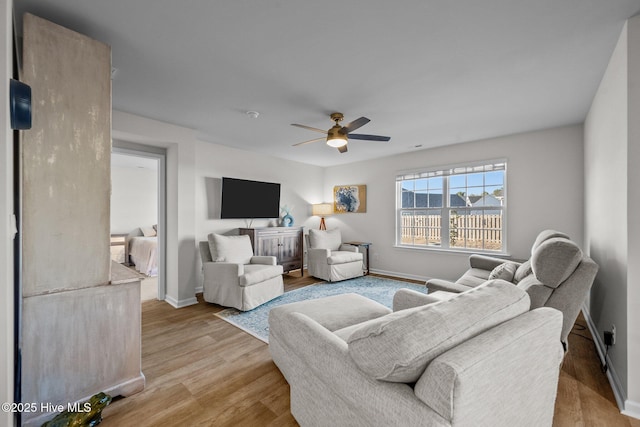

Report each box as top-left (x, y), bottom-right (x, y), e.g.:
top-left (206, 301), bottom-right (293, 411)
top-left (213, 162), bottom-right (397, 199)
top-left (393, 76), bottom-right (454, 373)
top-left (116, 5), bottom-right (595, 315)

top-left (326, 135), bottom-right (348, 147)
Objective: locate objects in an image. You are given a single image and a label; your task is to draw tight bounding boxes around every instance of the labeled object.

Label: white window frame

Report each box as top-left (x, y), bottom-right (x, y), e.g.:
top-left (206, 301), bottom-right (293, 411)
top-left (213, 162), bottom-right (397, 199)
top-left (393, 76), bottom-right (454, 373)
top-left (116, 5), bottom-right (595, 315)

top-left (395, 159), bottom-right (507, 254)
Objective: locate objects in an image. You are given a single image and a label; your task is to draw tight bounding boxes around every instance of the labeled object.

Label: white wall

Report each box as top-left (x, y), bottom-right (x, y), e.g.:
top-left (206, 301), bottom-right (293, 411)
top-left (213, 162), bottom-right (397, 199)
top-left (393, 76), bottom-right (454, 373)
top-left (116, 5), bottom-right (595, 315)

top-left (627, 15), bottom-right (640, 416)
top-left (194, 140), bottom-right (325, 288)
top-left (584, 15), bottom-right (640, 417)
top-left (323, 125), bottom-right (585, 281)
top-left (584, 20), bottom-right (629, 404)
top-left (0, 0), bottom-right (14, 425)
top-left (110, 165), bottom-right (158, 234)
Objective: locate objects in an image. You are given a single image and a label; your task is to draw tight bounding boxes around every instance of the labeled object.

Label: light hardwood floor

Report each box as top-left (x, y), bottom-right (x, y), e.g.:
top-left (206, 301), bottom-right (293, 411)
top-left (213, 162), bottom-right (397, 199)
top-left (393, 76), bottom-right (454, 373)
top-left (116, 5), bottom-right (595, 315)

top-left (101, 272), bottom-right (640, 427)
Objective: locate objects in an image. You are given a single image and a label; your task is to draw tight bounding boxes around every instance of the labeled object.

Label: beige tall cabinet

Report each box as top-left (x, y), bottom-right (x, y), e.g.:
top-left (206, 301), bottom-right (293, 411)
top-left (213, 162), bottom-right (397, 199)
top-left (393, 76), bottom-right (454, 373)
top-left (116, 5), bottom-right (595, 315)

top-left (20, 14), bottom-right (144, 426)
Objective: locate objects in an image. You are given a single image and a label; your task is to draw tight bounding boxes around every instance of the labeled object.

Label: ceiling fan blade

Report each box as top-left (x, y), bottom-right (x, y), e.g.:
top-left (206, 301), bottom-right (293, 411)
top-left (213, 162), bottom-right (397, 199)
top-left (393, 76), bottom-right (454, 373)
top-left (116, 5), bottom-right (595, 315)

top-left (340, 117), bottom-right (370, 134)
top-left (337, 144), bottom-right (348, 153)
top-left (291, 123), bottom-right (328, 134)
top-left (292, 137), bottom-right (326, 147)
top-left (348, 133), bottom-right (391, 142)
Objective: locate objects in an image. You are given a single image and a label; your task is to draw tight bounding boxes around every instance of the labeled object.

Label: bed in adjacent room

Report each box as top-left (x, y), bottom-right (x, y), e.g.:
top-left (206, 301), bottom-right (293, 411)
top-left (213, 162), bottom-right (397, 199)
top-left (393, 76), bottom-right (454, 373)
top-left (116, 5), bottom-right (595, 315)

top-left (127, 225), bottom-right (158, 277)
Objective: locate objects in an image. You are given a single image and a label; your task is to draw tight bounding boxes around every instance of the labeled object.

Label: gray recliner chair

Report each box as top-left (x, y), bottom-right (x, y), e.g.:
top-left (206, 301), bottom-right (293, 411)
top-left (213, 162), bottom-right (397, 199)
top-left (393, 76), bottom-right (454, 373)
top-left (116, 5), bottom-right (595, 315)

top-left (425, 230), bottom-right (599, 346)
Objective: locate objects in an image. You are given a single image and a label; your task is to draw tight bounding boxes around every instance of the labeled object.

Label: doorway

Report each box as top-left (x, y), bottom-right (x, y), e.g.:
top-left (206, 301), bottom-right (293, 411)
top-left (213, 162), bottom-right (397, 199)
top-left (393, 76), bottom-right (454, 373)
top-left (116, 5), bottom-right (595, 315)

top-left (111, 144), bottom-right (167, 301)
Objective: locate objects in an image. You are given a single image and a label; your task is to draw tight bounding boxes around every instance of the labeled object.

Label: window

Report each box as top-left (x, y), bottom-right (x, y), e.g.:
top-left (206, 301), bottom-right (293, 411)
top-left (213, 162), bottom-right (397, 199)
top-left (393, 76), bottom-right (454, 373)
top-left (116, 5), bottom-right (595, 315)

top-left (396, 161), bottom-right (506, 252)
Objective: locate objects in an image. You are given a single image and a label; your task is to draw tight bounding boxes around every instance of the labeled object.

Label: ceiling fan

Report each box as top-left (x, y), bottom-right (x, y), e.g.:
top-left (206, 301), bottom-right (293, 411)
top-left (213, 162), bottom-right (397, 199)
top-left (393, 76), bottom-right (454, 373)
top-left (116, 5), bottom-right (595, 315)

top-left (291, 112), bottom-right (391, 153)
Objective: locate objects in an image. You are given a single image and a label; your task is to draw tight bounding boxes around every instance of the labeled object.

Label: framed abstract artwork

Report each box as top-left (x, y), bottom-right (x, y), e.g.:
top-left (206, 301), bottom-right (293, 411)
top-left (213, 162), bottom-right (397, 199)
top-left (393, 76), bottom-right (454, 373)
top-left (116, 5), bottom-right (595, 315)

top-left (333, 184), bottom-right (366, 213)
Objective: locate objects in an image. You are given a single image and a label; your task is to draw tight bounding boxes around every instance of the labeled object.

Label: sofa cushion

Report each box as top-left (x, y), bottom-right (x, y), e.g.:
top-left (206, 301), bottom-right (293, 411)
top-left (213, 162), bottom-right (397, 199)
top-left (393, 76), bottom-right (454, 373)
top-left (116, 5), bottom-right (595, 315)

top-left (327, 251), bottom-right (363, 265)
top-left (513, 260), bottom-right (532, 284)
top-left (208, 233), bottom-right (254, 264)
top-left (347, 280), bottom-right (530, 382)
top-left (488, 262), bottom-right (518, 282)
top-left (309, 228), bottom-right (342, 251)
top-left (239, 264), bottom-right (283, 286)
top-left (531, 238), bottom-right (582, 288)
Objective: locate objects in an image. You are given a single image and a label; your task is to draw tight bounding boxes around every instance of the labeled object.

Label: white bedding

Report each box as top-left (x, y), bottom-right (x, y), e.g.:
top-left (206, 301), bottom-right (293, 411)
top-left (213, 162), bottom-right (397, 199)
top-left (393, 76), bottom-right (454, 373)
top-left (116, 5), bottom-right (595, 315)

top-left (129, 236), bottom-right (158, 276)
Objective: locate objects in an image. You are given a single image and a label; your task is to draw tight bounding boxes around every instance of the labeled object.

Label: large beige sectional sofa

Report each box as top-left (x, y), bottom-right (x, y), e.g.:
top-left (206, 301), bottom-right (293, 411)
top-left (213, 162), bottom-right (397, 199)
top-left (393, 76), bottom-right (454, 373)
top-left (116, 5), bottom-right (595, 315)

top-left (269, 280), bottom-right (564, 427)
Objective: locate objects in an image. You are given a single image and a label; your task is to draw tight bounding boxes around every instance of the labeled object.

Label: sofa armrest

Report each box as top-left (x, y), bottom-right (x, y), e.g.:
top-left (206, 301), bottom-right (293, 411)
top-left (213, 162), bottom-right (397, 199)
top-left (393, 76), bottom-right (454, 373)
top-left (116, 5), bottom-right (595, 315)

top-left (469, 254), bottom-right (515, 271)
top-left (250, 256), bottom-right (277, 265)
top-left (339, 244), bottom-right (359, 253)
top-left (414, 308), bottom-right (564, 425)
top-left (199, 241), bottom-right (213, 266)
top-left (308, 247), bottom-right (330, 261)
top-left (393, 288), bottom-right (441, 311)
top-left (425, 278), bottom-right (471, 293)
top-left (203, 261), bottom-right (243, 282)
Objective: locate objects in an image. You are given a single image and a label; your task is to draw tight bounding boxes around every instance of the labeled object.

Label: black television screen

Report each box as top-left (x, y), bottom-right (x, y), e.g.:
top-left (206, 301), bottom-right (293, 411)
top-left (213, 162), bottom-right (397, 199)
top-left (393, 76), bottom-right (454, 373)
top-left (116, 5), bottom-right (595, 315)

top-left (220, 177), bottom-right (281, 219)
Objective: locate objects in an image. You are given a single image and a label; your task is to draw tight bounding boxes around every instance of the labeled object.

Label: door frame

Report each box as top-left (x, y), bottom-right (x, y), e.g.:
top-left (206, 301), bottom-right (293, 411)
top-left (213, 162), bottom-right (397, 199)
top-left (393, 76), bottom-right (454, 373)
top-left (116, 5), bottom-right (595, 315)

top-left (112, 144), bottom-right (167, 301)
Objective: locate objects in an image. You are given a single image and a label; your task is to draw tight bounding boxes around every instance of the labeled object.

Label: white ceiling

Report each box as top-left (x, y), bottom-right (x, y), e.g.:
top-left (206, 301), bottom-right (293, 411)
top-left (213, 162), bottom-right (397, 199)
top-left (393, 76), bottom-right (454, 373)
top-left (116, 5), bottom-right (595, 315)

top-left (14, 1), bottom-right (640, 167)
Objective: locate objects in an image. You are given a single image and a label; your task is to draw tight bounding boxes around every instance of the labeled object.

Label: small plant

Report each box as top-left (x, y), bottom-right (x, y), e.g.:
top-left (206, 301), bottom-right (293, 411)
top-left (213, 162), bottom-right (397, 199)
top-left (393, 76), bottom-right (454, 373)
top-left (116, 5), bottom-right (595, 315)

top-left (450, 213), bottom-right (459, 246)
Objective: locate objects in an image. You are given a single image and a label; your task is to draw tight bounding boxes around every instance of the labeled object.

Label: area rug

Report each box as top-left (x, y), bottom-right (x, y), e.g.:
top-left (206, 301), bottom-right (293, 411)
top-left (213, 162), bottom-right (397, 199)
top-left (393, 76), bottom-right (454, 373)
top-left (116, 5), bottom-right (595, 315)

top-left (214, 275), bottom-right (427, 343)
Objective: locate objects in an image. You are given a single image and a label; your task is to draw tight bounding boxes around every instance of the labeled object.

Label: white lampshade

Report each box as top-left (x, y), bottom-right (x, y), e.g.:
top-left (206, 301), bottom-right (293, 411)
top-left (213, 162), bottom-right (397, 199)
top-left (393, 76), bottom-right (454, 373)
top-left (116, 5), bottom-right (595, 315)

top-left (312, 203), bottom-right (333, 216)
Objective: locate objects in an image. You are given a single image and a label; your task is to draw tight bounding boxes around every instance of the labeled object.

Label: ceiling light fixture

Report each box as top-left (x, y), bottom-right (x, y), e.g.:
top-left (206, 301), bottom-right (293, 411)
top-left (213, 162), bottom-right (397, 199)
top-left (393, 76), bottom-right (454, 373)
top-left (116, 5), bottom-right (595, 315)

top-left (326, 132), bottom-right (348, 147)
top-left (325, 113), bottom-right (348, 147)
top-left (246, 110), bottom-right (260, 119)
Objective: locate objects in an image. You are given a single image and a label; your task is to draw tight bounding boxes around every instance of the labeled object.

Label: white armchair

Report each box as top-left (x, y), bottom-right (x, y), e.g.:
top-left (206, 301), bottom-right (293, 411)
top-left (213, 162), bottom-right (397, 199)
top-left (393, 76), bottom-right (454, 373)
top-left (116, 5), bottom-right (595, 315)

top-left (199, 233), bottom-right (284, 311)
top-left (306, 229), bottom-right (364, 282)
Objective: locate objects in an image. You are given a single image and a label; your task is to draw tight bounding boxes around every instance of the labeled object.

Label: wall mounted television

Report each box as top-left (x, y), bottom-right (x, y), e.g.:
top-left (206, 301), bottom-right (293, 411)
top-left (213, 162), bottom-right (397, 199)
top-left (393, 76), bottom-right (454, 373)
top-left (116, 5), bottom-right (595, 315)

top-left (220, 177), bottom-right (281, 219)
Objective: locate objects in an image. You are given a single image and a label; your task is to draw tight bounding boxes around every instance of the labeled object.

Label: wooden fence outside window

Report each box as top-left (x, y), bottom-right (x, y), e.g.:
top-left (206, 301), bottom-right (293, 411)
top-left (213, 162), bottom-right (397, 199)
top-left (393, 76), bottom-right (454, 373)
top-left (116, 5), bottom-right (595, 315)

top-left (401, 214), bottom-right (502, 250)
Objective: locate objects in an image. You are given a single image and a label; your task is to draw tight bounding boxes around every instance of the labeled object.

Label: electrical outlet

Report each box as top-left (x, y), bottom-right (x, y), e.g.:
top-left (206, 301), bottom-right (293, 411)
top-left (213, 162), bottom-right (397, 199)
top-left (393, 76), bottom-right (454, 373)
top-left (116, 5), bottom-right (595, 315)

top-left (611, 324), bottom-right (616, 345)
top-left (604, 331), bottom-right (614, 346)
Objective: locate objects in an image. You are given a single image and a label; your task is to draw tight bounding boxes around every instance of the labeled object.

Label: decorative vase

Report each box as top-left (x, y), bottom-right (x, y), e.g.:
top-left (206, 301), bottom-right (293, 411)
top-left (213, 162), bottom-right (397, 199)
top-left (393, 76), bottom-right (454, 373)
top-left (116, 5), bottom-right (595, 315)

top-left (282, 214), bottom-right (294, 227)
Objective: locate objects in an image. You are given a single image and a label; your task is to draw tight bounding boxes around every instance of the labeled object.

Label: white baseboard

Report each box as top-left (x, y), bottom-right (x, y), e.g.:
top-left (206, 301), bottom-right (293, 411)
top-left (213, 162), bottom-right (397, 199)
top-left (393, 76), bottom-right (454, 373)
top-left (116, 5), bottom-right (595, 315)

top-left (369, 268), bottom-right (428, 283)
top-left (581, 304), bottom-right (640, 419)
top-left (195, 285), bottom-right (203, 294)
top-left (300, 265), bottom-right (429, 283)
top-left (164, 294), bottom-right (198, 308)
top-left (623, 400), bottom-right (640, 419)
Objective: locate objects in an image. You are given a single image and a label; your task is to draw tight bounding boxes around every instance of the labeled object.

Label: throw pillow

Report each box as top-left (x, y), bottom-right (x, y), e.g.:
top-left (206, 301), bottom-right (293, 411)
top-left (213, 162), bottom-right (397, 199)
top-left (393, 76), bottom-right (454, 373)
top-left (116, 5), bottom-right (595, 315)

top-left (347, 280), bottom-right (530, 383)
top-left (208, 234), bottom-right (254, 264)
top-left (513, 260), bottom-right (533, 284)
top-left (140, 225), bottom-right (157, 237)
top-left (488, 262), bottom-right (517, 282)
top-left (309, 228), bottom-right (342, 251)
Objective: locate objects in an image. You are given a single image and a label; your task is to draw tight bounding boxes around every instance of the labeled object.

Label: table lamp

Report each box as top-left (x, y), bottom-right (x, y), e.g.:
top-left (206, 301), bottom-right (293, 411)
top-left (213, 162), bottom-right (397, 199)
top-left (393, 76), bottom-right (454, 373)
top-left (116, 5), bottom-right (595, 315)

top-left (311, 203), bottom-right (332, 230)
